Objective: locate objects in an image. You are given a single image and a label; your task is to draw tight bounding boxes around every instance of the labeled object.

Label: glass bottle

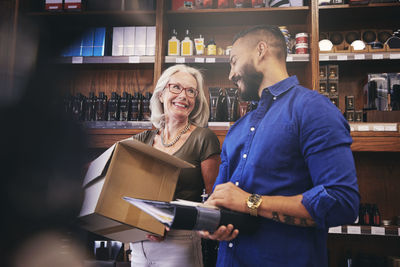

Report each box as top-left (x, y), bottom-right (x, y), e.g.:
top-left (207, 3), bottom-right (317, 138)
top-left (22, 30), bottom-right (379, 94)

top-left (168, 29), bottom-right (180, 56)
top-left (181, 29), bottom-right (194, 56)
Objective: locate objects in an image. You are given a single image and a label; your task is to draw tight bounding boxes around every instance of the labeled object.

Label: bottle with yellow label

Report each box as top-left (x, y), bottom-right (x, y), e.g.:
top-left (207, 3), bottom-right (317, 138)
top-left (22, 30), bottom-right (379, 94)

top-left (194, 34), bottom-right (205, 55)
top-left (181, 29), bottom-right (194, 56)
top-left (168, 29), bottom-right (180, 56)
top-left (207, 38), bottom-right (217, 56)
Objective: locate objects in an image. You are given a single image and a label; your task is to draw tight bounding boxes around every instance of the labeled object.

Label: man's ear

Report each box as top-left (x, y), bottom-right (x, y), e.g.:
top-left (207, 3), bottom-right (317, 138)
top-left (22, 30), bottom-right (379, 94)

top-left (256, 41), bottom-right (268, 59)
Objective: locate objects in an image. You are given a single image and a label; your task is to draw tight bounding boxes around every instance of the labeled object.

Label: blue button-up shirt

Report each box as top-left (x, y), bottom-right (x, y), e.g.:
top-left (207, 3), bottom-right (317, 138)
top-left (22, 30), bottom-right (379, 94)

top-left (214, 76), bottom-right (360, 267)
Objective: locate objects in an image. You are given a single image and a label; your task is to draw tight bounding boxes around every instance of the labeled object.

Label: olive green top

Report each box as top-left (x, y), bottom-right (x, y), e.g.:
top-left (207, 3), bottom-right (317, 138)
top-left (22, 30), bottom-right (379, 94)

top-left (133, 127), bottom-right (221, 202)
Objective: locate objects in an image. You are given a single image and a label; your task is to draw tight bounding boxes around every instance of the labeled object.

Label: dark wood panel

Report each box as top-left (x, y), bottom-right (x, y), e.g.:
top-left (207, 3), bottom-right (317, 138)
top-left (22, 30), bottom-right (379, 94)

top-left (328, 234), bottom-right (400, 267)
top-left (354, 151), bottom-right (400, 221)
top-left (351, 136), bottom-right (400, 152)
top-left (60, 66), bottom-right (154, 97)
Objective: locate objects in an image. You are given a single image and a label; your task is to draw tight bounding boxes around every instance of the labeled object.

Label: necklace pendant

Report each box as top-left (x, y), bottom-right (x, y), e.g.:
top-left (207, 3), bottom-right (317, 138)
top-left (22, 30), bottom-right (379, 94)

top-left (161, 122), bottom-right (190, 148)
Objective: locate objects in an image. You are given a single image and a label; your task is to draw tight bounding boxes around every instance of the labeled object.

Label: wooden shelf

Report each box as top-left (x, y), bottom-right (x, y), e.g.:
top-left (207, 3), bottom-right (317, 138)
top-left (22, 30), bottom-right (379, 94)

top-left (165, 54), bottom-right (309, 63)
top-left (167, 6), bottom-right (309, 14)
top-left (319, 52), bottom-right (400, 61)
top-left (85, 123), bottom-right (400, 151)
top-left (329, 225), bottom-right (400, 237)
top-left (26, 10), bottom-right (156, 16)
top-left (57, 56), bottom-right (155, 64)
top-left (319, 2), bottom-right (400, 9)
top-left (166, 6), bottom-right (310, 26)
top-left (25, 10), bottom-right (156, 26)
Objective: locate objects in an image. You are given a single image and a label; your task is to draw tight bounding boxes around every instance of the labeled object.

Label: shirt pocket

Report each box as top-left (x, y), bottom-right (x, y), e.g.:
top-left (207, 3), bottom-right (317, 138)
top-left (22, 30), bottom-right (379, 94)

top-left (252, 122), bottom-right (298, 170)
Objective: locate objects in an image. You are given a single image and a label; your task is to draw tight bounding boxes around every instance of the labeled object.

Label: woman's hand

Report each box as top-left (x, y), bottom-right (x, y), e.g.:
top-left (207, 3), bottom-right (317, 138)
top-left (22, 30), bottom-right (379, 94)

top-left (146, 227), bottom-right (170, 242)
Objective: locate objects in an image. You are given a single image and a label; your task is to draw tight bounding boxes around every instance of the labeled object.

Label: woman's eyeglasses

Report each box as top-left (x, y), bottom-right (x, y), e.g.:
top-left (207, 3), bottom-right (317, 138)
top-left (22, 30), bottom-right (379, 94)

top-left (166, 83), bottom-right (198, 98)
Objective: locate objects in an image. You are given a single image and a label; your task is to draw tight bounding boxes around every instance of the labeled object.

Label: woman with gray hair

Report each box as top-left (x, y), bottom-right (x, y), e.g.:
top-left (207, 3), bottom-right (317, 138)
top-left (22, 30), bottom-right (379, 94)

top-left (130, 64), bottom-right (221, 267)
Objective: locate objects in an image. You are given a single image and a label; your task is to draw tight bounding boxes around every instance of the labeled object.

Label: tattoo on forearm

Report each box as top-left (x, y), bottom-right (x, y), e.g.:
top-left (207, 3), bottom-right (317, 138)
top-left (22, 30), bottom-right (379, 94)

top-left (270, 212), bottom-right (315, 227)
top-left (272, 212), bottom-right (280, 222)
top-left (283, 215), bottom-right (295, 225)
top-left (300, 218), bottom-right (308, 226)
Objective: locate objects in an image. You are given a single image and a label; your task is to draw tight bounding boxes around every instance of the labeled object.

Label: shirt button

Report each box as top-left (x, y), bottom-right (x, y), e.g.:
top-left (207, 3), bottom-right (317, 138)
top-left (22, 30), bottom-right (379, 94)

top-left (228, 242), bottom-right (233, 248)
top-left (235, 181), bottom-right (239, 186)
top-left (273, 96), bottom-right (277, 100)
top-left (250, 127), bottom-right (255, 132)
top-left (243, 154), bottom-right (247, 159)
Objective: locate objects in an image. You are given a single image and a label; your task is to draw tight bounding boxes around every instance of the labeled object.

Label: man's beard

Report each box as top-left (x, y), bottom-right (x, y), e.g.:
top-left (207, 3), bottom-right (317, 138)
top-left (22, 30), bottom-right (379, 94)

top-left (237, 62), bottom-right (263, 101)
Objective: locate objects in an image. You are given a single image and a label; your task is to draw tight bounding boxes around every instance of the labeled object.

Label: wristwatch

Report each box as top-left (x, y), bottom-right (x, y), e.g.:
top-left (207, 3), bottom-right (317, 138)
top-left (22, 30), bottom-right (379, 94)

top-left (247, 194), bottom-right (263, 216)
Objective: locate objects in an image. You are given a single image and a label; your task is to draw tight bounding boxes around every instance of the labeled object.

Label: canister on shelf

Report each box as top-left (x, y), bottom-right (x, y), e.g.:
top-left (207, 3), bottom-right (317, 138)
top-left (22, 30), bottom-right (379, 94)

top-left (295, 32), bottom-right (308, 45)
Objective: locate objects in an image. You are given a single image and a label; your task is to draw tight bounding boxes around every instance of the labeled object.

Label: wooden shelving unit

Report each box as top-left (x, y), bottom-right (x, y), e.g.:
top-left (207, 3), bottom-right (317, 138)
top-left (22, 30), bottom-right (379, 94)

top-left (329, 225), bottom-right (400, 237)
top-left (4, 1), bottom-right (400, 265)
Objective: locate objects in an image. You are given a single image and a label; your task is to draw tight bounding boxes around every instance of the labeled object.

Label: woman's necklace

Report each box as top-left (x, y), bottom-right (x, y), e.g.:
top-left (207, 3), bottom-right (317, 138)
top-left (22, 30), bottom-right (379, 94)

top-left (161, 122), bottom-right (191, 147)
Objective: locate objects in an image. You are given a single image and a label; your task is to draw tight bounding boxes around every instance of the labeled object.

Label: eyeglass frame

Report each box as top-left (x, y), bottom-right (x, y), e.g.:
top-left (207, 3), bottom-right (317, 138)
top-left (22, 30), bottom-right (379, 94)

top-left (165, 83), bottom-right (199, 98)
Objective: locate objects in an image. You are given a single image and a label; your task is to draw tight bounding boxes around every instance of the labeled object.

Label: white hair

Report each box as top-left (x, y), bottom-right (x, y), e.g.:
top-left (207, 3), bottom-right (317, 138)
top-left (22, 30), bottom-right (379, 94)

top-left (150, 64), bottom-right (209, 129)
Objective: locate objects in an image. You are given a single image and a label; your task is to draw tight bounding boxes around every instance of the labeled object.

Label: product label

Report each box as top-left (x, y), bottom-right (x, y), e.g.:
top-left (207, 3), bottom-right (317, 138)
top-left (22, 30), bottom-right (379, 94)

top-left (207, 45), bottom-right (216, 56)
top-left (389, 53), bottom-right (400, 59)
top-left (328, 226), bottom-right (342, 234)
top-left (206, 57), bottom-right (216, 63)
top-left (347, 226), bottom-right (361, 234)
top-left (337, 55), bottom-right (347, 61)
top-left (169, 42), bottom-right (178, 55)
top-left (372, 54), bottom-right (384, 60)
top-left (354, 54), bottom-right (365, 60)
top-left (176, 57), bottom-right (185, 63)
top-left (129, 56), bottom-right (140, 63)
top-left (72, 56), bottom-right (83, 64)
top-left (182, 42), bottom-right (192, 56)
top-left (195, 57), bottom-right (205, 63)
top-left (371, 226), bottom-right (385, 236)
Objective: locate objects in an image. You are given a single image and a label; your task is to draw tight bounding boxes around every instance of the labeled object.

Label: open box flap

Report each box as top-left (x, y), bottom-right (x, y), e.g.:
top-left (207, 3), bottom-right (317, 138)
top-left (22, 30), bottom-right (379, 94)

top-left (119, 138), bottom-right (195, 169)
top-left (82, 144), bottom-right (116, 187)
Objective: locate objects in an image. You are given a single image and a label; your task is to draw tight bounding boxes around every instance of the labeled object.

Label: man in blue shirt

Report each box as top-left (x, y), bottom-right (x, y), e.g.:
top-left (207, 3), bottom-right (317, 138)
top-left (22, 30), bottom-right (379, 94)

top-left (200, 25), bottom-right (360, 266)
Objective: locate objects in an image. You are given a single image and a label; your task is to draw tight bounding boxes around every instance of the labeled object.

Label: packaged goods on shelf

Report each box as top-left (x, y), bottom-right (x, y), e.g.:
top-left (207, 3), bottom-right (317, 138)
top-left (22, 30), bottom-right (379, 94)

top-left (81, 29), bottom-right (95, 57)
top-left (171, 0), bottom-right (194, 10)
top-left (181, 29), bottom-right (194, 56)
top-left (168, 29), bottom-right (180, 56)
top-left (367, 73), bottom-right (389, 111)
top-left (45, 0), bottom-right (63, 11)
top-left (60, 28), bottom-right (106, 57)
top-left (93, 28), bottom-right (106, 56)
top-left (123, 27), bottom-right (136, 56)
top-left (112, 27), bottom-right (124, 56)
top-left (134, 26), bottom-right (147, 56)
top-left (64, 0), bottom-right (82, 10)
top-left (146, 27), bottom-right (156, 56)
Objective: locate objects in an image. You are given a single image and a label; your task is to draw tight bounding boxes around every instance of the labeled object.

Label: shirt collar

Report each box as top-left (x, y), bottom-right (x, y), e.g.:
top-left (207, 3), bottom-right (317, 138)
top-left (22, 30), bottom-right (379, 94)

top-left (263, 75), bottom-right (299, 97)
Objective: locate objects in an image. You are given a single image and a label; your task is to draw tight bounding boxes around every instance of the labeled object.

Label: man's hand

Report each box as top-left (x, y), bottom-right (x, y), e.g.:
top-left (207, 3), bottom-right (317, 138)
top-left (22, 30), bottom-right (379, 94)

top-left (199, 224), bottom-right (239, 241)
top-left (199, 182), bottom-right (251, 241)
top-left (206, 182), bottom-right (250, 213)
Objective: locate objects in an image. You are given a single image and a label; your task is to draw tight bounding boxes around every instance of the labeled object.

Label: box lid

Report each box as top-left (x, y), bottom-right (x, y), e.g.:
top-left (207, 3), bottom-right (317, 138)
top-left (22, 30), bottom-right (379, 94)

top-left (118, 138), bottom-right (195, 169)
top-left (83, 144), bottom-right (116, 187)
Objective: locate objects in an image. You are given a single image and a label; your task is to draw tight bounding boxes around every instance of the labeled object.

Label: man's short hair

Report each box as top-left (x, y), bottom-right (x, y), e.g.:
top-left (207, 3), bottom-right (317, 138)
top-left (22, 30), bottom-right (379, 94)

top-left (233, 25), bottom-right (287, 60)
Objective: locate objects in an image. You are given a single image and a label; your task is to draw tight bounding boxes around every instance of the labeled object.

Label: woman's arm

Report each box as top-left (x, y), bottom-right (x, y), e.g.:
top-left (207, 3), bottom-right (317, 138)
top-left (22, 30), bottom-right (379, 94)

top-left (201, 154), bottom-right (221, 194)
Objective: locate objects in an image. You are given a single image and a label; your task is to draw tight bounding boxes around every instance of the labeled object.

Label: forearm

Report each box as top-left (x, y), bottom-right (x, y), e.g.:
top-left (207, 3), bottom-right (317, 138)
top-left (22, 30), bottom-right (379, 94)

top-left (258, 194), bottom-right (316, 227)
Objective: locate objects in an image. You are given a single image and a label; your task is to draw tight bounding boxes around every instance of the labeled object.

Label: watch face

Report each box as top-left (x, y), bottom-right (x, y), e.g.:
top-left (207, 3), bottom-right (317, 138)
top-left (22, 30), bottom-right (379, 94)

top-left (248, 194), bottom-right (261, 207)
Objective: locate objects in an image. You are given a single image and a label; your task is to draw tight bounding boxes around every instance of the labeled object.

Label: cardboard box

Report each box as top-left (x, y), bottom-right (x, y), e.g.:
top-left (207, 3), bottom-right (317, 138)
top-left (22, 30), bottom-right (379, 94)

top-left (78, 138), bottom-right (194, 243)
